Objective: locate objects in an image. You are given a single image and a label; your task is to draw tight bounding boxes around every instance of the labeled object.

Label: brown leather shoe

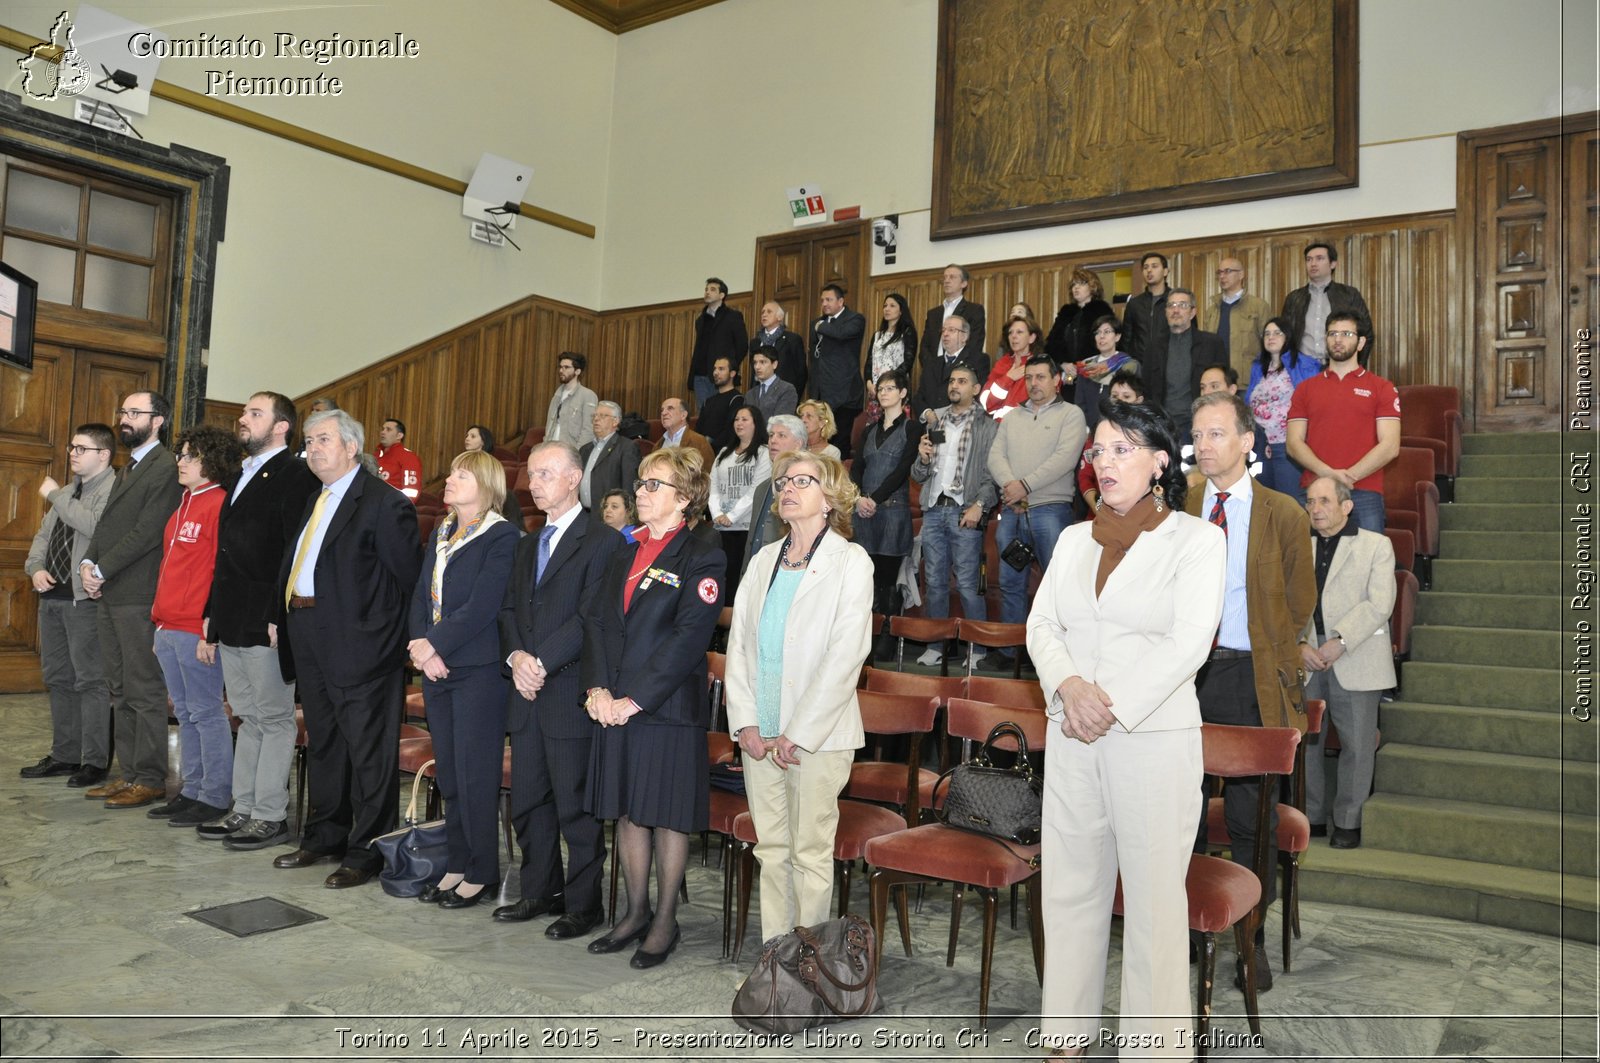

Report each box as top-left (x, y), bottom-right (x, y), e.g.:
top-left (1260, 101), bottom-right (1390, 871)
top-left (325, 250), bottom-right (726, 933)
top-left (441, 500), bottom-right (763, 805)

top-left (273, 848), bottom-right (337, 870)
top-left (324, 867), bottom-right (375, 889)
top-left (85, 778), bottom-right (131, 800)
top-left (104, 783), bottom-right (165, 808)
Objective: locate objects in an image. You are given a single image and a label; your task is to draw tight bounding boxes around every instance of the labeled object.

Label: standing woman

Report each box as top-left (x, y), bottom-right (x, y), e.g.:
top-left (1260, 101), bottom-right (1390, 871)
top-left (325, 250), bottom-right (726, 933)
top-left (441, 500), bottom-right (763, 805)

top-left (581, 447), bottom-right (723, 968)
top-left (1026, 398), bottom-right (1226, 1058)
top-left (1064, 315), bottom-right (1139, 431)
top-left (864, 294), bottom-right (917, 419)
top-left (981, 315), bottom-right (1044, 421)
top-left (1044, 268), bottom-right (1115, 366)
top-left (796, 400), bottom-right (842, 462)
top-left (725, 451), bottom-right (873, 943)
top-left (849, 371), bottom-right (922, 661)
top-left (1247, 316), bottom-right (1320, 498)
top-left (407, 450), bottom-right (519, 908)
top-left (149, 425), bottom-right (245, 826)
top-left (708, 405), bottom-right (772, 600)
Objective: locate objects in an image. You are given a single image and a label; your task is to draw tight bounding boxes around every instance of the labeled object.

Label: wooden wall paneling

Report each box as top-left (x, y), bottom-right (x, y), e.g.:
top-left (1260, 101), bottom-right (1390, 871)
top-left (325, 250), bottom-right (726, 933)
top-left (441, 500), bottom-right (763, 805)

top-left (202, 399), bottom-right (244, 433)
top-left (2, 346), bottom-right (67, 457)
top-left (72, 350), bottom-right (161, 460)
top-left (0, 555), bottom-right (43, 691)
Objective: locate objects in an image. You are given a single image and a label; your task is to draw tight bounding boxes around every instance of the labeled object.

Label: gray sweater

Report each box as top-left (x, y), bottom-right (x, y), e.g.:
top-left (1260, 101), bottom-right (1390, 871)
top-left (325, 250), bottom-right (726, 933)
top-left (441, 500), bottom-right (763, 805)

top-left (986, 398), bottom-right (1088, 507)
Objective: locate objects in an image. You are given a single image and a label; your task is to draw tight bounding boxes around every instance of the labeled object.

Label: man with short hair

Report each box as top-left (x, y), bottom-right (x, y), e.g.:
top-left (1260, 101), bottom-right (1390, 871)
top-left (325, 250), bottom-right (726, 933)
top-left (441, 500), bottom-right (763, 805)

top-left (1143, 287), bottom-right (1227, 441)
top-left (1300, 475), bottom-right (1398, 852)
top-left (985, 357), bottom-right (1088, 670)
top-left (745, 347), bottom-right (799, 419)
top-left (1121, 252), bottom-right (1171, 362)
top-left (578, 402), bottom-right (640, 510)
top-left (808, 284), bottom-right (867, 457)
top-left (748, 301), bottom-right (806, 395)
top-left (22, 423), bottom-right (116, 786)
top-left (79, 392), bottom-right (182, 809)
top-left (1186, 392), bottom-right (1316, 992)
top-left (545, 352), bottom-right (599, 448)
top-left (656, 397), bottom-right (714, 467)
top-left (914, 313), bottom-right (990, 417)
top-left (199, 391), bottom-right (320, 849)
top-left (272, 409), bottom-right (421, 887)
top-left (689, 277), bottom-right (748, 409)
top-left (919, 263), bottom-right (987, 363)
top-left (496, 441), bottom-right (623, 935)
top-left (911, 366), bottom-right (997, 668)
top-left (1201, 257), bottom-right (1271, 380)
top-left (695, 356), bottom-right (745, 453)
top-left (742, 413), bottom-right (805, 572)
top-left (1286, 311), bottom-right (1401, 533)
top-left (1199, 364), bottom-right (1240, 395)
top-left (374, 417), bottom-right (422, 502)
top-left (1280, 242), bottom-right (1372, 362)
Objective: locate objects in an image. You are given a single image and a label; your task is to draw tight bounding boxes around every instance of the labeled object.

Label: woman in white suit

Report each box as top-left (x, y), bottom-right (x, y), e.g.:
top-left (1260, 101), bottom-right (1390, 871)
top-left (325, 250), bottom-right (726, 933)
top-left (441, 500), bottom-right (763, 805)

top-left (725, 451), bottom-right (874, 943)
top-left (1026, 398), bottom-right (1226, 1058)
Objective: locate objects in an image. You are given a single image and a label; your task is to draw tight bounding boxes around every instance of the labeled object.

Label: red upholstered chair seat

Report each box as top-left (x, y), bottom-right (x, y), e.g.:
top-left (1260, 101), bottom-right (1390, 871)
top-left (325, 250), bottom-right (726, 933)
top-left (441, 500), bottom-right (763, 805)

top-left (1206, 798), bottom-right (1311, 852)
top-left (845, 762), bottom-right (940, 807)
top-left (1112, 855), bottom-right (1261, 934)
top-left (396, 736), bottom-right (435, 776)
top-left (708, 789), bottom-right (747, 834)
top-left (864, 824), bottom-right (1040, 891)
top-left (833, 802), bottom-right (909, 860)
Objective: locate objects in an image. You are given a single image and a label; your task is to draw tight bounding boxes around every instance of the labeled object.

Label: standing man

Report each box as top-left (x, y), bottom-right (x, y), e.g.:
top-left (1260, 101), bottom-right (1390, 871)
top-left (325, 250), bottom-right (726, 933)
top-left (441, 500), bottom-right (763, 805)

top-left (745, 348), bottom-right (799, 420)
top-left (984, 357), bottom-right (1087, 671)
top-left (1300, 475), bottom-right (1397, 851)
top-left (1286, 311), bottom-right (1401, 533)
top-left (1280, 242), bottom-right (1372, 363)
top-left (689, 277), bottom-right (748, 409)
top-left (1201, 257), bottom-right (1271, 381)
top-left (1121, 252), bottom-right (1171, 363)
top-left (656, 397), bottom-right (714, 468)
top-left (741, 413), bottom-right (805, 572)
top-left (809, 283), bottom-right (867, 458)
top-left (199, 391), bottom-right (320, 849)
top-left (1186, 392), bottom-right (1316, 991)
top-left (919, 264), bottom-right (987, 364)
top-left (544, 352), bottom-right (599, 449)
top-left (910, 366), bottom-right (997, 669)
top-left (272, 409), bottom-right (421, 887)
top-left (749, 301), bottom-right (807, 396)
top-left (495, 441), bottom-right (623, 934)
top-left (914, 314), bottom-right (990, 417)
top-left (1142, 287), bottom-right (1226, 442)
top-left (22, 423), bottom-right (116, 786)
top-left (578, 402), bottom-right (640, 511)
top-left (695, 356), bottom-right (745, 453)
top-left (374, 417), bottom-right (422, 502)
top-left (80, 392), bottom-right (182, 809)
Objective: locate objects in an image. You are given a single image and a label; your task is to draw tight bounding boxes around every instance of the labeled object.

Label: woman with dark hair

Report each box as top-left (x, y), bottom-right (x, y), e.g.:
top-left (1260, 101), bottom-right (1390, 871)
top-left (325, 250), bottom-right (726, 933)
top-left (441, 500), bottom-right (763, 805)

top-left (1026, 397), bottom-right (1226, 1059)
top-left (1076, 370), bottom-right (1146, 517)
top-left (709, 404), bottom-right (772, 598)
top-left (1247, 316), bottom-right (1320, 498)
top-left (1062, 314), bottom-right (1138, 430)
top-left (463, 424), bottom-right (524, 530)
top-left (980, 315), bottom-right (1043, 420)
top-left (849, 370), bottom-right (922, 660)
top-left (1044, 267), bottom-right (1115, 365)
top-left (865, 294), bottom-right (917, 418)
top-left (463, 425), bottom-right (496, 454)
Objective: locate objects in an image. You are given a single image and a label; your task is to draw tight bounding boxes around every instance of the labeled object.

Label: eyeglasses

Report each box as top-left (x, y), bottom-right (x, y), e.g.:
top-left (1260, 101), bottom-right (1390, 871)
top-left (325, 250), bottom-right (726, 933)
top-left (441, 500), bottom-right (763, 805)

top-left (67, 445), bottom-right (108, 456)
top-left (1326, 329), bottom-right (1358, 339)
top-left (176, 451), bottom-right (202, 463)
top-left (1087, 443), bottom-right (1155, 464)
top-left (633, 478), bottom-right (672, 494)
top-left (773, 474), bottom-right (819, 491)
top-left (115, 408), bottom-right (154, 418)
top-left (1216, 267), bottom-right (1243, 274)
top-left (1167, 301), bottom-right (1193, 310)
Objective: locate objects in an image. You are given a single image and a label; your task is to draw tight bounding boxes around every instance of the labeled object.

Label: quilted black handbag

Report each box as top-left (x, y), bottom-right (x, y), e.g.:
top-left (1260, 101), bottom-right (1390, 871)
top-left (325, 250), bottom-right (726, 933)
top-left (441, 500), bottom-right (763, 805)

top-left (732, 914), bottom-right (883, 1035)
top-left (931, 721), bottom-right (1043, 845)
top-left (373, 761), bottom-right (448, 898)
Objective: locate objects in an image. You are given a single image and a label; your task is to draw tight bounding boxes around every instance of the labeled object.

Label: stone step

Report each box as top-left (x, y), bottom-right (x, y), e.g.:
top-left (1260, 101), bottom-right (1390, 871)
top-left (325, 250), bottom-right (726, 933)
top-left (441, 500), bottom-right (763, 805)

top-left (1430, 560), bottom-right (1569, 596)
top-left (1374, 742), bottom-right (1596, 815)
top-left (1462, 432), bottom-right (1564, 454)
top-left (1361, 792), bottom-right (1595, 874)
top-left (1380, 702), bottom-right (1596, 763)
top-left (1453, 477), bottom-right (1563, 504)
top-left (1437, 530), bottom-right (1561, 562)
top-left (1438, 503), bottom-right (1563, 532)
top-left (1416, 593), bottom-right (1561, 631)
top-left (1458, 454), bottom-right (1566, 478)
top-left (1409, 625), bottom-right (1562, 670)
top-left (1398, 661), bottom-right (1562, 710)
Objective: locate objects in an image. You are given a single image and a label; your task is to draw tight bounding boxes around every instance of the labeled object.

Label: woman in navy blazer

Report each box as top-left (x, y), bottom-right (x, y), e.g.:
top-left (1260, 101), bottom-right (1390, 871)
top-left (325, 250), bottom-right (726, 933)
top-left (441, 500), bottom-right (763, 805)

top-left (580, 447), bottom-right (723, 968)
top-left (407, 451), bottom-right (519, 908)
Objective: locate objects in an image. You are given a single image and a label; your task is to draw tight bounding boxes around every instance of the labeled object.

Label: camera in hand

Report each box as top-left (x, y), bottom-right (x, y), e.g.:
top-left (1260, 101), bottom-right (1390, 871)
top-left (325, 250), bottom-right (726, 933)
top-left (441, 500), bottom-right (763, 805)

top-left (928, 427), bottom-right (946, 445)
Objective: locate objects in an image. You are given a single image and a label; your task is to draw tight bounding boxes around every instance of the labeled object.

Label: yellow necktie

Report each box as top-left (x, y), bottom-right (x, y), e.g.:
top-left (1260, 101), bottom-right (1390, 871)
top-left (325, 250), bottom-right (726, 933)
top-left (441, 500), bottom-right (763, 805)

top-left (285, 487), bottom-right (332, 607)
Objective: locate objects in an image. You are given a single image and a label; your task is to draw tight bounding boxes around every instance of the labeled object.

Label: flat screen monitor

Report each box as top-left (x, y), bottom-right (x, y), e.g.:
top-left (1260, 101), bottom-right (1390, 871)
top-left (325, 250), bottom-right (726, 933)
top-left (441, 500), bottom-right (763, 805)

top-left (0, 261), bottom-right (38, 372)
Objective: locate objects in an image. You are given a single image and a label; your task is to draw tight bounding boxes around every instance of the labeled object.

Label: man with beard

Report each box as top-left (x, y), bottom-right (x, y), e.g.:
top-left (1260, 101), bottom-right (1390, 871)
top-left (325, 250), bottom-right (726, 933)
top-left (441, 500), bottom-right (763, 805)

top-left (544, 352), bottom-right (598, 448)
top-left (196, 392), bottom-right (319, 848)
top-left (694, 356), bottom-right (745, 453)
top-left (80, 391), bottom-right (182, 808)
top-left (688, 277), bottom-right (748, 409)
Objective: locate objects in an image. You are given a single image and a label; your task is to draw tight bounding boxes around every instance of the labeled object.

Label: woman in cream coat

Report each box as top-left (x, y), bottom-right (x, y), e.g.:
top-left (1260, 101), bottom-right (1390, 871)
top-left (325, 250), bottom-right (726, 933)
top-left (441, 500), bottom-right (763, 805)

top-left (725, 451), bottom-right (873, 943)
top-left (1026, 399), bottom-right (1226, 1059)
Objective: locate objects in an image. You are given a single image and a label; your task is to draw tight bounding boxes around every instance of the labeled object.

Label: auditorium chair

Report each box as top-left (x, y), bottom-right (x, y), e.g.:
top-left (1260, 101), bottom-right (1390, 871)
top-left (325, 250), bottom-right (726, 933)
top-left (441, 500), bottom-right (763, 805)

top-left (1391, 568), bottom-right (1420, 689)
top-left (1384, 528), bottom-right (1416, 577)
top-left (517, 426), bottom-right (544, 459)
top-left (1382, 446), bottom-right (1439, 587)
top-left (1397, 385), bottom-right (1462, 503)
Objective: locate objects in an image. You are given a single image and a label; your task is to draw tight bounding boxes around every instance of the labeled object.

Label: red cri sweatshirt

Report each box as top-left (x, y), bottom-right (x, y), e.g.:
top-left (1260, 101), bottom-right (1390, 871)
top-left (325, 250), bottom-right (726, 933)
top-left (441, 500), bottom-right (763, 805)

top-left (152, 482), bottom-right (225, 637)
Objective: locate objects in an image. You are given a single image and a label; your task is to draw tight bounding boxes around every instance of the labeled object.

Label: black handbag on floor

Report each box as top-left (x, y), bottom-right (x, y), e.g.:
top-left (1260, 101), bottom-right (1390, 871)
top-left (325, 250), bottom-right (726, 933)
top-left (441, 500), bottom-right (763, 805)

top-left (732, 914), bottom-right (883, 1035)
top-left (373, 761), bottom-right (448, 898)
top-left (931, 721), bottom-right (1043, 845)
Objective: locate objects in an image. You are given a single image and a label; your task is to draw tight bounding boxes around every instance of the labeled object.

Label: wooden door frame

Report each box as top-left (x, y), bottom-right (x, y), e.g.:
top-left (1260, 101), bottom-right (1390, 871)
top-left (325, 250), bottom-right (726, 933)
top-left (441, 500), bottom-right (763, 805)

top-left (752, 219), bottom-right (871, 329)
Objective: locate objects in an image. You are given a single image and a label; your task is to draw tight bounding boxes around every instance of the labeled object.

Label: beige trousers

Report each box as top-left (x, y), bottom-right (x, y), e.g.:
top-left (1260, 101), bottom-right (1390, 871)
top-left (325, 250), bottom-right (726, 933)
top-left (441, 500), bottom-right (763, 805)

top-left (742, 746), bottom-right (854, 943)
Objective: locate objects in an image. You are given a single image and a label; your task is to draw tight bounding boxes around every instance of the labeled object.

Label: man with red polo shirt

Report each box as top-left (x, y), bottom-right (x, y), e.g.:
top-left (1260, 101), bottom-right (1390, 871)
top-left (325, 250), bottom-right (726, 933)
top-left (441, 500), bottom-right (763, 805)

top-left (1285, 311), bottom-right (1400, 533)
top-left (373, 417), bottom-right (422, 502)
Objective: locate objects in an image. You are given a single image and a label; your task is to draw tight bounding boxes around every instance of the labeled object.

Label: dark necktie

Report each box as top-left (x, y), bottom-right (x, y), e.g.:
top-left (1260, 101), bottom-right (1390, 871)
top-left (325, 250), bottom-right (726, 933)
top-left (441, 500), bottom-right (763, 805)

top-left (1208, 491), bottom-right (1230, 650)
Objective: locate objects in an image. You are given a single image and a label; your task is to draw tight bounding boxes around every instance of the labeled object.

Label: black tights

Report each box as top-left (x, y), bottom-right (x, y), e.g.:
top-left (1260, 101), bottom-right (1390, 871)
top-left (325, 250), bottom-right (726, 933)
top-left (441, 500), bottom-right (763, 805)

top-left (870, 553), bottom-right (901, 612)
top-left (613, 816), bottom-right (688, 952)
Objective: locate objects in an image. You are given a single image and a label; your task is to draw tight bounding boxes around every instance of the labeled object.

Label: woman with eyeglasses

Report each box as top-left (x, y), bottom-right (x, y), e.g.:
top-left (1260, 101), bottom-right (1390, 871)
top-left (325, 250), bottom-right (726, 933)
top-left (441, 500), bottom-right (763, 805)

top-left (725, 451), bottom-right (872, 945)
top-left (1026, 397), bottom-right (1225, 1059)
top-left (1246, 315), bottom-right (1320, 499)
top-left (580, 446), bottom-right (723, 968)
top-left (1063, 314), bottom-right (1139, 431)
top-left (850, 370), bottom-right (922, 660)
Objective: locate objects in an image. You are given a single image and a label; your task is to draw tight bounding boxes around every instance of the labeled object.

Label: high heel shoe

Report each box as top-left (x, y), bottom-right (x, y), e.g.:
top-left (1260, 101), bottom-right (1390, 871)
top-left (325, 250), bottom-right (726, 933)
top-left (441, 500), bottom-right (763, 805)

top-left (587, 917), bottom-right (651, 955)
top-left (418, 878), bottom-right (460, 903)
top-left (437, 883), bottom-right (490, 910)
top-left (629, 924), bottom-right (680, 969)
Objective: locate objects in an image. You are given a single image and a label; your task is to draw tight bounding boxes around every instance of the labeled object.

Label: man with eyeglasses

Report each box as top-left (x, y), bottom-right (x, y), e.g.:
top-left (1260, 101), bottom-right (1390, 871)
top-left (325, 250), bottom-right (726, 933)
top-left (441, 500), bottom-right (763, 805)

top-left (545, 352), bottom-right (598, 449)
top-left (22, 424), bottom-right (118, 787)
top-left (1143, 287), bottom-right (1227, 442)
top-left (78, 392), bottom-right (182, 809)
top-left (741, 413), bottom-right (805, 574)
top-left (1286, 311), bottom-right (1400, 533)
top-left (1280, 241), bottom-right (1372, 363)
top-left (578, 402), bottom-right (639, 512)
top-left (1200, 257), bottom-right (1270, 382)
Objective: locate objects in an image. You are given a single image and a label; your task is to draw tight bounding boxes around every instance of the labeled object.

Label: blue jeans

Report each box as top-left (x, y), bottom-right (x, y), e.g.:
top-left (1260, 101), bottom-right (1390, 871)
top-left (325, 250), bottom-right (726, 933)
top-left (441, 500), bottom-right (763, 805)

top-left (1258, 442), bottom-right (1305, 501)
top-left (691, 375), bottom-right (715, 409)
top-left (154, 628), bottom-right (232, 808)
top-left (998, 501), bottom-right (1072, 638)
top-left (1350, 488), bottom-right (1386, 534)
top-left (919, 503), bottom-right (986, 622)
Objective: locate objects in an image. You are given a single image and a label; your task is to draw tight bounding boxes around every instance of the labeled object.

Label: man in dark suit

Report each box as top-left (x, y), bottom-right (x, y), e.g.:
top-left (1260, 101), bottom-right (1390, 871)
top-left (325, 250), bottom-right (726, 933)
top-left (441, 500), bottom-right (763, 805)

top-left (808, 283), bottom-right (867, 458)
top-left (495, 441), bottom-right (623, 935)
top-left (913, 313), bottom-right (990, 416)
top-left (740, 413), bottom-right (805, 573)
top-left (579, 401), bottom-right (640, 510)
top-left (271, 409), bottom-right (421, 888)
top-left (79, 390), bottom-right (182, 809)
top-left (748, 301), bottom-right (807, 396)
top-left (919, 263), bottom-right (987, 364)
top-left (198, 391), bottom-right (319, 848)
top-left (688, 277), bottom-right (748, 410)
top-left (745, 348), bottom-right (799, 420)
top-left (1142, 287), bottom-right (1227, 441)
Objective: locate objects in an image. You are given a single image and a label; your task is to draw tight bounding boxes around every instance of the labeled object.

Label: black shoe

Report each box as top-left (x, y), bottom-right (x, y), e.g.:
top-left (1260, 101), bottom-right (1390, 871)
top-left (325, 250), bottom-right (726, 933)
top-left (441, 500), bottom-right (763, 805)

top-left (546, 907), bottom-right (604, 939)
top-left (1330, 826), bottom-right (1362, 849)
top-left (147, 795), bottom-right (197, 819)
top-left (324, 866), bottom-right (375, 889)
top-left (171, 801), bottom-right (230, 827)
top-left (66, 765), bottom-right (108, 788)
top-left (437, 883), bottom-right (492, 909)
top-left (492, 894), bottom-right (565, 922)
top-left (274, 848), bottom-right (337, 869)
top-left (20, 756), bottom-right (79, 779)
top-left (418, 881), bottom-right (452, 904)
top-left (1309, 822), bottom-right (1328, 838)
top-left (977, 650), bottom-right (1015, 672)
top-left (1235, 946), bottom-right (1273, 993)
top-left (197, 811), bottom-right (250, 840)
top-left (629, 925), bottom-right (681, 969)
top-left (587, 920), bottom-right (651, 955)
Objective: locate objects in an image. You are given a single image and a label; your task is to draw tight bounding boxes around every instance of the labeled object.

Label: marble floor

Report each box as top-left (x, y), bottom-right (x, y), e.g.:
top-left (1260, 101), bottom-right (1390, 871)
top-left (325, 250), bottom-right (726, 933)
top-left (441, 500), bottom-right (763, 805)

top-left (0, 692), bottom-right (1594, 1062)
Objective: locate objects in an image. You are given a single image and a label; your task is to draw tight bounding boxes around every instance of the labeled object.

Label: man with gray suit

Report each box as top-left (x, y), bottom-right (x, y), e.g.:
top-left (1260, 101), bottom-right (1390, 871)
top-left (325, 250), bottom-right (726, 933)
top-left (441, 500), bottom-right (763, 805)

top-left (744, 348), bottom-right (798, 420)
top-left (545, 352), bottom-right (599, 449)
top-left (577, 402), bottom-right (639, 511)
top-left (1301, 475), bottom-right (1397, 851)
top-left (80, 391), bottom-right (183, 809)
top-left (741, 413), bottom-right (805, 573)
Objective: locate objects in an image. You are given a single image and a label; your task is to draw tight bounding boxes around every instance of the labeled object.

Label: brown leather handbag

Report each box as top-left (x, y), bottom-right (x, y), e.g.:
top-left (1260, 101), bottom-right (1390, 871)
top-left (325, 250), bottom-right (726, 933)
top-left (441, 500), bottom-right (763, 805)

top-left (731, 913), bottom-right (883, 1035)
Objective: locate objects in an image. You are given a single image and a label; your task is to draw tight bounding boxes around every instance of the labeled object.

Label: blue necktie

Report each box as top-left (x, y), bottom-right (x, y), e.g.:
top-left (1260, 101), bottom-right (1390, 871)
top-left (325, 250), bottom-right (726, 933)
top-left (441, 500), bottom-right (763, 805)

top-left (536, 525), bottom-right (556, 583)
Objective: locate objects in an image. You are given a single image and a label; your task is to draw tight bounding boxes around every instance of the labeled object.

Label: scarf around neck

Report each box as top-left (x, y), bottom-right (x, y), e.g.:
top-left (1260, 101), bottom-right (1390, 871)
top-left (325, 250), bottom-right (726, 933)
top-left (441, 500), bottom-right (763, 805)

top-left (1089, 491), bottom-right (1171, 597)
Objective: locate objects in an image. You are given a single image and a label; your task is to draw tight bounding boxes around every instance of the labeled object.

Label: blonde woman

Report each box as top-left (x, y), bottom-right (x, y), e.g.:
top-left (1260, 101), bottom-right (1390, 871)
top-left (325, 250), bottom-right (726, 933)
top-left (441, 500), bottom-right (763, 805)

top-left (797, 399), bottom-right (842, 462)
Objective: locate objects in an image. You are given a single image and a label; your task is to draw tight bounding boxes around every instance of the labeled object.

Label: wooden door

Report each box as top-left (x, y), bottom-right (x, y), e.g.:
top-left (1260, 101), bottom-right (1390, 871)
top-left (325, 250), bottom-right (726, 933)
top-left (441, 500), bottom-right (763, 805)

top-left (754, 220), bottom-right (870, 382)
top-left (1568, 126), bottom-right (1598, 430)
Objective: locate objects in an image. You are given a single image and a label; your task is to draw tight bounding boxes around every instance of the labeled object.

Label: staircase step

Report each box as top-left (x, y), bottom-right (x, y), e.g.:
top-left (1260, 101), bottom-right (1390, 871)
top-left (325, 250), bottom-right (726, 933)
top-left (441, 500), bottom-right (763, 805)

top-left (1398, 661), bottom-right (1562, 710)
top-left (1431, 560), bottom-right (1568, 596)
top-left (1462, 432), bottom-right (1564, 455)
top-left (1361, 793), bottom-right (1594, 874)
top-left (1409, 626), bottom-right (1562, 669)
top-left (1416, 593), bottom-right (1561, 631)
top-left (1300, 846), bottom-right (1598, 942)
top-left (1381, 702), bottom-right (1596, 762)
top-left (1438, 530), bottom-right (1561, 562)
top-left (1453, 477), bottom-right (1563, 503)
top-left (1374, 743), bottom-right (1596, 814)
top-left (1438, 503), bottom-right (1562, 532)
